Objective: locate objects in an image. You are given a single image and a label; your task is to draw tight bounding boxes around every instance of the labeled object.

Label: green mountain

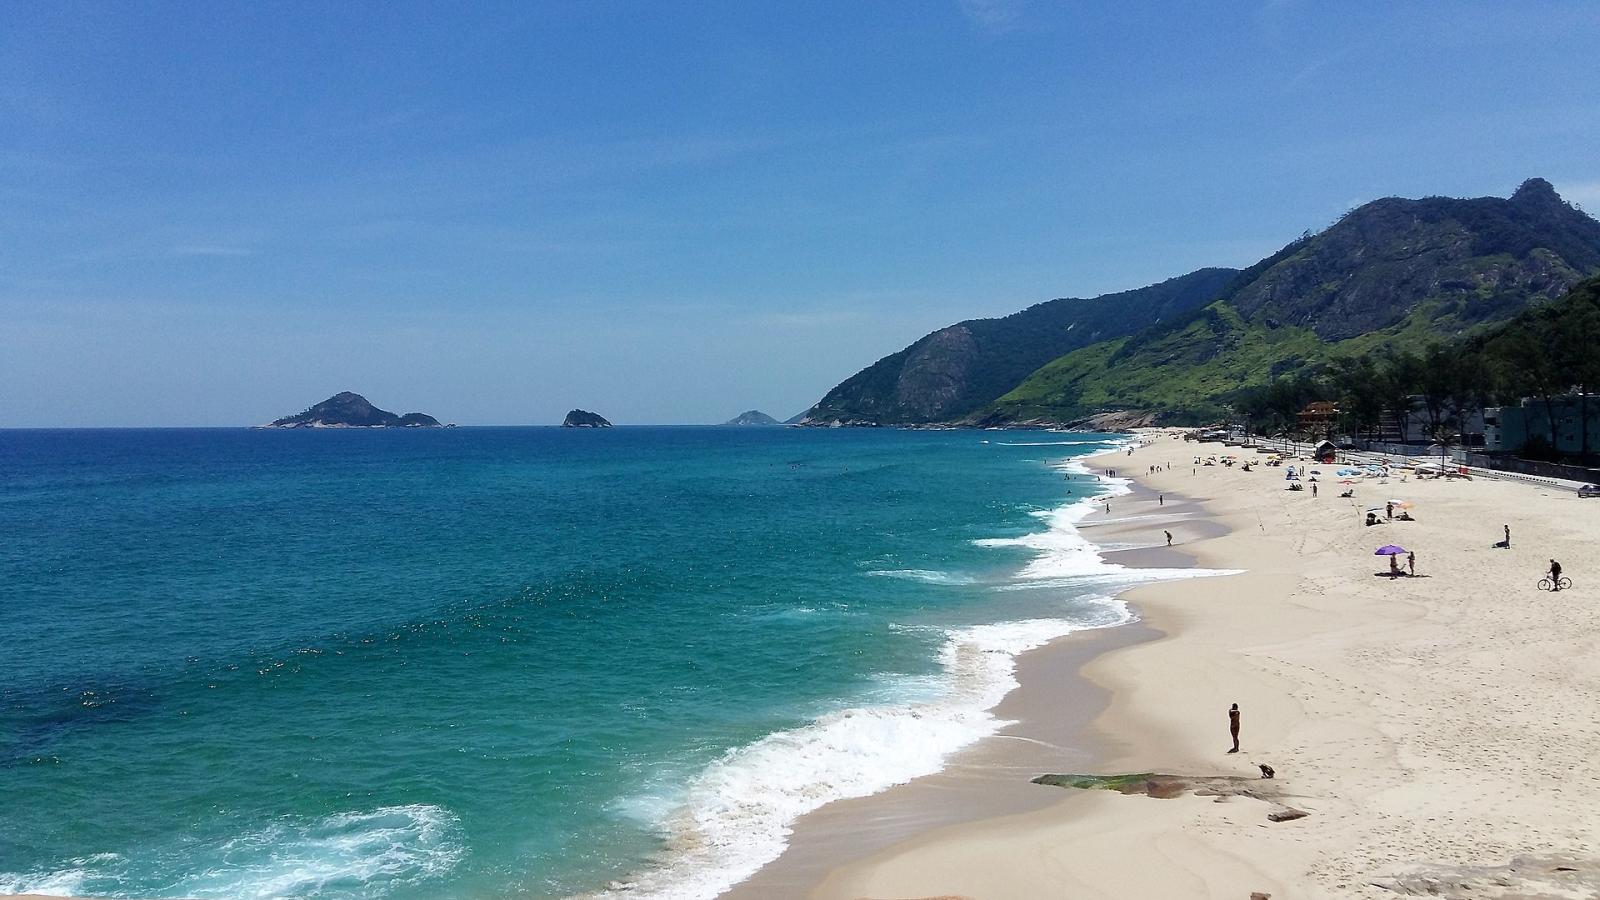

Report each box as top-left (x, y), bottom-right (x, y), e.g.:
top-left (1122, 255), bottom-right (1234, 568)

top-left (983, 179), bottom-right (1600, 426)
top-left (798, 267), bottom-right (1238, 425)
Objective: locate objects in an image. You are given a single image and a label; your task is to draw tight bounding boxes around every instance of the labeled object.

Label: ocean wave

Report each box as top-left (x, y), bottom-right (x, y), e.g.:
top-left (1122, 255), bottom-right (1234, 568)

top-left (0, 804), bottom-right (462, 900)
top-left (589, 604), bottom-right (1130, 900)
top-left (587, 447), bottom-right (1224, 900)
top-left (866, 568), bottom-right (977, 585)
top-left (987, 440), bottom-right (1105, 446)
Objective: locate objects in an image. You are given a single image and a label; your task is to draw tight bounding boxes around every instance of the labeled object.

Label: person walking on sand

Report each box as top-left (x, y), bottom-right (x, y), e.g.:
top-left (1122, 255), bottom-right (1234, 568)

top-left (1159, 493), bottom-right (1164, 506)
top-left (1505, 524), bottom-right (1511, 548)
top-left (1228, 703), bottom-right (1241, 753)
top-left (1550, 559), bottom-right (1564, 591)
top-left (1407, 551), bottom-right (1416, 576)
top-left (1165, 530), bottom-right (1173, 547)
top-left (1312, 483), bottom-right (1318, 498)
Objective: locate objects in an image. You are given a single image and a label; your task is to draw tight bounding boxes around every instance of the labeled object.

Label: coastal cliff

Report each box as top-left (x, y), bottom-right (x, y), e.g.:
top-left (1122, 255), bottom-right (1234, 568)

top-left (260, 392), bottom-right (443, 428)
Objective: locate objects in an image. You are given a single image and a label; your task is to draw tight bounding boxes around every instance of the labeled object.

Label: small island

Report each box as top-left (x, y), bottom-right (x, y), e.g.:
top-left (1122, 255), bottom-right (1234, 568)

top-left (562, 409), bottom-right (612, 428)
top-left (722, 410), bottom-right (780, 426)
top-left (259, 392), bottom-right (443, 428)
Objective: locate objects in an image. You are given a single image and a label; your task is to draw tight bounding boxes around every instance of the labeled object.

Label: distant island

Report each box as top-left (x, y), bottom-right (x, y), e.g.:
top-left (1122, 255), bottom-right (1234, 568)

top-left (259, 392), bottom-right (443, 428)
top-left (562, 409), bottom-right (612, 428)
top-left (722, 410), bottom-right (780, 426)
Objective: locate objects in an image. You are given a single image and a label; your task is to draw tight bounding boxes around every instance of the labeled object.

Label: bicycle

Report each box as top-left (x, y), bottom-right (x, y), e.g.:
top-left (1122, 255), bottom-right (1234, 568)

top-left (1538, 576), bottom-right (1573, 591)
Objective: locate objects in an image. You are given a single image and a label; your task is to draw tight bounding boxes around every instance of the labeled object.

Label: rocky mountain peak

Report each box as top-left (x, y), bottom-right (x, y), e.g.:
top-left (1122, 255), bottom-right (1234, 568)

top-left (1511, 177), bottom-right (1562, 207)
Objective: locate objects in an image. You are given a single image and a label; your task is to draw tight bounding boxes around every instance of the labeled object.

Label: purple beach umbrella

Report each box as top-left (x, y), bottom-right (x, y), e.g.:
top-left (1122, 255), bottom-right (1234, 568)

top-left (1374, 545), bottom-right (1407, 556)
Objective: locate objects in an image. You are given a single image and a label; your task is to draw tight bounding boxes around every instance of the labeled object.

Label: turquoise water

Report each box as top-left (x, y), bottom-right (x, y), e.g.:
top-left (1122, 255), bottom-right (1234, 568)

top-left (0, 427), bottom-right (1142, 899)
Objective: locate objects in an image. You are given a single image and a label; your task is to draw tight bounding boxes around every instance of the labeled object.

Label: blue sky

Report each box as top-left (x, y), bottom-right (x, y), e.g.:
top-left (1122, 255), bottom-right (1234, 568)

top-left (4, 1), bottom-right (1599, 426)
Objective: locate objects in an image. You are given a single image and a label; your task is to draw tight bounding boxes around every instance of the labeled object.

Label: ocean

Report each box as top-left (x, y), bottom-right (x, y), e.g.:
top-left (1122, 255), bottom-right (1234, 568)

top-left (0, 426), bottom-right (1179, 899)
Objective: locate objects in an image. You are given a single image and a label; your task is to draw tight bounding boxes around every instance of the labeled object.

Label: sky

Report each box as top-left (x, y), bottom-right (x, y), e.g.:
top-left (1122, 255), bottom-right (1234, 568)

top-left (3, 1), bottom-right (1600, 426)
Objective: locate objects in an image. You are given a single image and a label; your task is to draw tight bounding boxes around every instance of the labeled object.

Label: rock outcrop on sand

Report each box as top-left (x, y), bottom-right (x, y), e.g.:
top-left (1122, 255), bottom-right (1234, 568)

top-left (561, 409), bottom-right (612, 428)
top-left (260, 392), bottom-right (443, 428)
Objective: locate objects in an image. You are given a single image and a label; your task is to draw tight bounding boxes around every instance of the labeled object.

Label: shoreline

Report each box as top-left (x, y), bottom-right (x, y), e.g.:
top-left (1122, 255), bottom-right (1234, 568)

top-left (723, 436), bottom-right (1227, 897)
top-left (801, 430), bottom-right (1600, 899)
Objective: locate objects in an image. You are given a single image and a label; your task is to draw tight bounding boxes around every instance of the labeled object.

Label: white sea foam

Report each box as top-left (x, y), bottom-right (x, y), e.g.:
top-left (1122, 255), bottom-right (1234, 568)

top-left (0, 805), bottom-right (462, 900)
top-left (590, 603), bottom-right (1131, 900)
top-left (990, 440), bottom-right (1103, 446)
top-left (866, 568), bottom-right (978, 585)
top-left (0, 854), bottom-right (117, 896)
top-left (591, 449), bottom-right (1232, 900)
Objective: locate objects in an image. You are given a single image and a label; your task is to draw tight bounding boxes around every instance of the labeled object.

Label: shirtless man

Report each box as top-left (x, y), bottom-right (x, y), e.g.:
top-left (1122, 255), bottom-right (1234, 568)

top-left (1228, 703), bottom-right (1241, 753)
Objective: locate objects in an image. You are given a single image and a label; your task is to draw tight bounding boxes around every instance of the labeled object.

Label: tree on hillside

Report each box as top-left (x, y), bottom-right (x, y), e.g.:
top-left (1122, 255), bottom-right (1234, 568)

top-left (1488, 325), bottom-right (1565, 446)
top-left (1553, 291), bottom-right (1600, 460)
top-left (1329, 356), bottom-right (1384, 440)
top-left (1374, 348), bottom-right (1423, 443)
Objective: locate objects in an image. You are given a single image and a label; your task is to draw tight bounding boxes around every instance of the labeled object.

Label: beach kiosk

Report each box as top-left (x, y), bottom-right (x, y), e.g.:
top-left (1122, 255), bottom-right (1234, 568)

top-left (1313, 440), bottom-right (1337, 464)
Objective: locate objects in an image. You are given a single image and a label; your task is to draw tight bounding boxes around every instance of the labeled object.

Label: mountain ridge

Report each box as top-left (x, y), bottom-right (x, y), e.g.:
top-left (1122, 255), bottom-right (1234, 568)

top-left (801, 178), bottom-right (1600, 429)
top-left (798, 267), bottom-right (1238, 425)
top-left (983, 178), bottom-right (1600, 425)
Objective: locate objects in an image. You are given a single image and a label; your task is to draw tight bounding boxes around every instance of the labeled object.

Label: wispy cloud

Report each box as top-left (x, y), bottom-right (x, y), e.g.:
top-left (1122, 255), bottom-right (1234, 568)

top-left (1559, 180), bottom-right (1600, 213)
top-left (171, 244), bottom-right (255, 258)
top-left (958, 0), bottom-right (1022, 33)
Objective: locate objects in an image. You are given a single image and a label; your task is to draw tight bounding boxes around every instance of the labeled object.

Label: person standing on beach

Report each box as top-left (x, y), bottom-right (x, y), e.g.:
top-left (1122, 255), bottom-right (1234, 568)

top-left (1312, 483), bottom-right (1318, 498)
top-left (1159, 493), bottom-right (1164, 506)
top-left (1505, 524), bottom-right (1511, 547)
top-left (1550, 559), bottom-right (1563, 591)
top-left (1386, 501), bottom-right (1394, 520)
top-left (1165, 530), bottom-right (1173, 547)
top-left (1407, 551), bottom-right (1416, 576)
top-left (1227, 703), bottom-right (1241, 753)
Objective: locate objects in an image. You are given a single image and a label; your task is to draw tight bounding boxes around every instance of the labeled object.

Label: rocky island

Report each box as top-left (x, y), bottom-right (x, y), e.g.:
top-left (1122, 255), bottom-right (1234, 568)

top-left (562, 409), bottom-right (612, 428)
top-left (722, 410), bottom-right (780, 426)
top-left (259, 392), bottom-right (443, 428)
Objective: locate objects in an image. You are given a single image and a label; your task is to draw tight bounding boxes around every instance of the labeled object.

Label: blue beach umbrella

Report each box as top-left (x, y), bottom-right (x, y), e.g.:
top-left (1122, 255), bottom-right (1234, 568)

top-left (1374, 544), bottom-right (1406, 556)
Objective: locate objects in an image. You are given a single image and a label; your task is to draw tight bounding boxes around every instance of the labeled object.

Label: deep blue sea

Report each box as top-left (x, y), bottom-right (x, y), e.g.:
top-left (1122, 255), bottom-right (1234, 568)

top-left (1, 426), bottom-right (1164, 899)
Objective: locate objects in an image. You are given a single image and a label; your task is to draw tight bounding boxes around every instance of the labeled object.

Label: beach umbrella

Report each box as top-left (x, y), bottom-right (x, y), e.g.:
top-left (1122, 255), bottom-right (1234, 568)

top-left (1374, 545), bottom-right (1406, 556)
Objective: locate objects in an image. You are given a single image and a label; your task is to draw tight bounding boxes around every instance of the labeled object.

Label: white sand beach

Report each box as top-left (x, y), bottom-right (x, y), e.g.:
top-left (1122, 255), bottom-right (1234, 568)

top-left (800, 431), bottom-right (1600, 899)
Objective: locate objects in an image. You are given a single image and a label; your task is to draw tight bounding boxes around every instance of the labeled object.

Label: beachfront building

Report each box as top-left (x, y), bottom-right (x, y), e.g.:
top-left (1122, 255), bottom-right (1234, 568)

top-left (1297, 401), bottom-right (1340, 439)
top-left (1484, 394), bottom-right (1600, 455)
top-left (1373, 398), bottom-right (1486, 447)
